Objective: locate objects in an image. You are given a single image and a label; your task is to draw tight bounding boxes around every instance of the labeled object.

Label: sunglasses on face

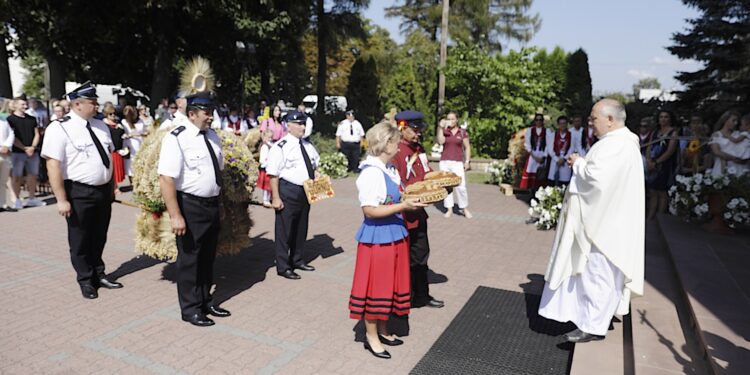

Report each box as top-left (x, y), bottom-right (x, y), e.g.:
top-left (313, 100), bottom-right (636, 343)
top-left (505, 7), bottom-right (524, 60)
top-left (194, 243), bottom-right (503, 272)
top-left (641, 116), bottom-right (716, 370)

top-left (169, 106), bottom-right (177, 109)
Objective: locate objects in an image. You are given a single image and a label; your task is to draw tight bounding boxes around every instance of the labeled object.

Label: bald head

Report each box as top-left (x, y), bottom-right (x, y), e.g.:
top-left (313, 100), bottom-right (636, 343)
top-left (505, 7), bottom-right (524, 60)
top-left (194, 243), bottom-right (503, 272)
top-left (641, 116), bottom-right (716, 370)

top-left (589, 98), bottom-right (626, 138)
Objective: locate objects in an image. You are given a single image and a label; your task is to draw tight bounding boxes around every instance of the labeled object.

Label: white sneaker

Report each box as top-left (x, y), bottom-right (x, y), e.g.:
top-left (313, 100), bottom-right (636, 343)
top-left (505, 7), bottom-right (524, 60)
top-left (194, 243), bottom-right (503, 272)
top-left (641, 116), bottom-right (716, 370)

top-left (14, 199), bottom-right (23, 210)
top-left (25, 198), bottom-right (46, 207)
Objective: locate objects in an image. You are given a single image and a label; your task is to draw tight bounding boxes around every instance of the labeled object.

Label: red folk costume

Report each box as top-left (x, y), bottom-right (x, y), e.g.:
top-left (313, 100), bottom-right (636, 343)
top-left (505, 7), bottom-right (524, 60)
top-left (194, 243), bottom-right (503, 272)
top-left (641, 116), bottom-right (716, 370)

top-left (392, 139), bottom-right (430, 229)
top-left (227, 117), bottom-right (242, 134)
top-left (547, 129), bottom-right (572, 183)
top-left (520, 125), bottom-right (548, 189)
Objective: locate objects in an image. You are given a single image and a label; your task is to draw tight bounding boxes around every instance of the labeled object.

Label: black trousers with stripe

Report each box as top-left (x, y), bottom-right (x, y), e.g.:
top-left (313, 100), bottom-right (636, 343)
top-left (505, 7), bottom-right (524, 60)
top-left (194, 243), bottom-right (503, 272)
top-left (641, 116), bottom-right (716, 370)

top-left (274, 179), bottom-right (310, 273)
top-left (64, 180), bottom-right (113, 286)
top-left (408, 220), bottom-right (432, 305)
top-left (175, 192), bottom-right (220, 317)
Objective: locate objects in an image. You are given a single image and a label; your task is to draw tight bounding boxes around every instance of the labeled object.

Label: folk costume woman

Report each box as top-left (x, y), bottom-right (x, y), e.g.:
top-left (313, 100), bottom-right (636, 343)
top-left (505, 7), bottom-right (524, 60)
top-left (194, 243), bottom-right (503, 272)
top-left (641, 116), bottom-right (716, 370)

top-left (348, 122), bottom-right (425, 359)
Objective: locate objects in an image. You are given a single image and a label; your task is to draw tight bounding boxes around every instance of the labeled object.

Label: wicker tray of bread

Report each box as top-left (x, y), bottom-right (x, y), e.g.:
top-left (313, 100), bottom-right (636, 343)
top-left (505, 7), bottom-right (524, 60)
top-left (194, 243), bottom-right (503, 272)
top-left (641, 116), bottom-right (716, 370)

top-left (402, 181), bottom-right (448, 204)
top-left (423, 170), bottom-right (461, 188)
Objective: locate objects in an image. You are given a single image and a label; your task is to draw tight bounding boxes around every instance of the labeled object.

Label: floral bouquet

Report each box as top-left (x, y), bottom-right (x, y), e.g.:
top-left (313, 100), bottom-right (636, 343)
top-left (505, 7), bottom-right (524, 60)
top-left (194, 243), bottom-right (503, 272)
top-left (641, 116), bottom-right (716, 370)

top-left (724, 198), bottom-right (749, 228)
top-left (319, 152), bottom-right (348, 179)
top-left (131, 130), bottom-right (258, 261)
top-left (528, 186), bottom-right (565, 230)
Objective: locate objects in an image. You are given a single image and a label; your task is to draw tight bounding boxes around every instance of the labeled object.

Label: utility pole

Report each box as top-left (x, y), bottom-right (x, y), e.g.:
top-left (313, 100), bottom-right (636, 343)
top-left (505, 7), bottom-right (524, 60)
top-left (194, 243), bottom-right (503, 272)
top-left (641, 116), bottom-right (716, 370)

top-left (436, 0), bottom-right (449, 128)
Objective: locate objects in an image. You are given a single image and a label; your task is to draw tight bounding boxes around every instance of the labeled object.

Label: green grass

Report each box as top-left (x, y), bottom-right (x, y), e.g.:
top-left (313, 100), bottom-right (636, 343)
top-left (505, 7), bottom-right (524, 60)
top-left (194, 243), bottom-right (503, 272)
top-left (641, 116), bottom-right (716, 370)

top-left (466, 171), bottom-right (490, 185)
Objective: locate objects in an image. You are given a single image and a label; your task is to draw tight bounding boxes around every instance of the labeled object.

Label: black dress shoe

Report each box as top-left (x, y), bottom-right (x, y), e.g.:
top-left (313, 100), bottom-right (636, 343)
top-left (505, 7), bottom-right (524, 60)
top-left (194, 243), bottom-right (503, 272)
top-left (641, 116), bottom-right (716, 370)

top-left (363, 342), bottom-right (391, 359)
top-left (295, 264), bottom-right (315, 271)
top-left (182, 313), bottom-right (215, 327)
top-left (206, 305), bottom-right (231, 317)
top-left (278, 270), bottom-right (301, 280)
top-left (563, 328), bottom-right (604, 343)
top-left (425, 298), bottom-right (445, 308)
top-left (378, 334), bottom-right (403, 346)
top-left (80, 285), bottom-right (98, 299)
top-left (98, 278), bottom-right (123, 289)
top-left (0, 206), bottom-right (17, 212)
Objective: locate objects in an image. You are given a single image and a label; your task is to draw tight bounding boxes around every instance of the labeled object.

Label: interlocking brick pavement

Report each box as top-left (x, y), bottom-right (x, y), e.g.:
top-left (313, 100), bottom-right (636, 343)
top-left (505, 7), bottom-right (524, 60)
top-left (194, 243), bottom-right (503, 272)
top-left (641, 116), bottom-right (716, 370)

top-left (0, 178), bottom-right (556, 374)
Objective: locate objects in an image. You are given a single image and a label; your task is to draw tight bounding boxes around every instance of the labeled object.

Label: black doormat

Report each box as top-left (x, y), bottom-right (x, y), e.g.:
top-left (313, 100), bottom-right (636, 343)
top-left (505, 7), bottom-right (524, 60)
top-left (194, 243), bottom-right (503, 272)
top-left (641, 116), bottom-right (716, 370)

top-left (411, 286), bottom-right (575, 375)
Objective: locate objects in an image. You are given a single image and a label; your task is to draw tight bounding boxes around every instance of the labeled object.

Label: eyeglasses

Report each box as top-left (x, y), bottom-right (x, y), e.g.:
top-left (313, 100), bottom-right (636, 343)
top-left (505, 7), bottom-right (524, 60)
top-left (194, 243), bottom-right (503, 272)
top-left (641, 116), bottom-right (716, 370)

top-left (107, 113), bottom-right (116, 117)
top-left (169, 106), bottom-right (177, 109)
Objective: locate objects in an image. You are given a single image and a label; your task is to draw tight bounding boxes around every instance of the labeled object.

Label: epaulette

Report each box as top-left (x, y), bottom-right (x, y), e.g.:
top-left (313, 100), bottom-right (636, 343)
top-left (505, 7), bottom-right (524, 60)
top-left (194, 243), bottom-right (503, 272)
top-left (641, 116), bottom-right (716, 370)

top-left (58, 115), bottom-right (70, 123)
top-left (276, 140), bottom-right (287, 148)
top-left (171, 126), bottom-right (186, 136)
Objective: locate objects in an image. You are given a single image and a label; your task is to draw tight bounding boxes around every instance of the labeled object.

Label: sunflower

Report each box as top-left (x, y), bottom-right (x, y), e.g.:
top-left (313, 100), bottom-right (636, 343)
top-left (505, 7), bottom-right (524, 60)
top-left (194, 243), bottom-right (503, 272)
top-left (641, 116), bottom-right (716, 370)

top-left (686, 138), bottom-right (700, 155)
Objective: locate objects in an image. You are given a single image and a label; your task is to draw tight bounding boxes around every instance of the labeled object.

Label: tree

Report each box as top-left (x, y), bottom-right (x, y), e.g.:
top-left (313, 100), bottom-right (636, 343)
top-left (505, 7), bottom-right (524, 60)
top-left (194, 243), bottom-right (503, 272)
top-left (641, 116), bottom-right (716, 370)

top-left (312, 0), bottom-right (369, 124)
top-left (346, 56), bottom-right (379, 127)
top-left (668, 0), bottom-right (750, 112)
top-left (20, 49), bottom-right (45, 98)
top-left (444, 44), bottom-right (555, 157)
top-left (533, 46), bottom-right (568, 110)
top-left (0, 24), bottom-right (13, 97)
top-left (562, 48), bottom-right (592, 115)
top-left (386, 0), bottom-right (541, 51)
top-left (632, 77), bottom-right (661, 98)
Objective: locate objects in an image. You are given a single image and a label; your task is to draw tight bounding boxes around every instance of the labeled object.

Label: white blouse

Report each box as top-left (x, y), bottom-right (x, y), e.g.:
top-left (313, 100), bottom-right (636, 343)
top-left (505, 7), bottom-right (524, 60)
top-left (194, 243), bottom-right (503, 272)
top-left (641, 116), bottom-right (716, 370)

top-left (356, 155), bottom-right (402, 207)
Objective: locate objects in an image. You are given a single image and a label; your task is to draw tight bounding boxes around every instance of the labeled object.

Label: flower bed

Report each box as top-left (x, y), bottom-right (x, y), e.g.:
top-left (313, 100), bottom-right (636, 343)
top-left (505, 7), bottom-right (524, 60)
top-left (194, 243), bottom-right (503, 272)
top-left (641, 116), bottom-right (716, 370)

top-left (319, 152), bottom-right (348, 179)
top-left (669, 170), bottom-right (750, 228)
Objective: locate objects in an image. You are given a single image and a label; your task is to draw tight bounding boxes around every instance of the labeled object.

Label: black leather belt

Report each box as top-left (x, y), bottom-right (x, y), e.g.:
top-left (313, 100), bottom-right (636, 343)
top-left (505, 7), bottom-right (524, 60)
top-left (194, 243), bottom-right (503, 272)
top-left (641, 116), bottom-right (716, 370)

top-left (177, 191), bottom-right (220, 205)
top-left (65, 179), bottom-right (111, 190)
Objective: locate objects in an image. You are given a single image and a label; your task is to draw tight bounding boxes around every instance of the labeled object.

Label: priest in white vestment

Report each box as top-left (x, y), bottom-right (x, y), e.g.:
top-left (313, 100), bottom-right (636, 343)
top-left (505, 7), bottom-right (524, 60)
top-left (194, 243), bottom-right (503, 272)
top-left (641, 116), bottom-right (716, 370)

top-left (538, 99), bottom-right (645, 343)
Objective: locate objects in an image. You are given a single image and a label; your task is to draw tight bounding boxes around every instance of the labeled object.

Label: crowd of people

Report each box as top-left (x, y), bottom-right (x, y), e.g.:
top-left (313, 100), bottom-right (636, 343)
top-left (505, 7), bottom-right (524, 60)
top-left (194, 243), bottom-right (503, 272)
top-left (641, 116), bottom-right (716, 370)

top-left (517, 108), bottom-right (750, 221)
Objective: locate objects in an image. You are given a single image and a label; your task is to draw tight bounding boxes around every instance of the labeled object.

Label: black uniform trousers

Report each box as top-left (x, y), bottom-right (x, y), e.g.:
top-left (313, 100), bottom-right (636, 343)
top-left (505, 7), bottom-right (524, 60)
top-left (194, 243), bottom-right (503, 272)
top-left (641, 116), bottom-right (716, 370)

top-left (64, 180), bottom-right (112, 286)
top-left (274, 179), bottom-right (310, 273)
top-left (175, 191), bottom-right (220, 317)
top-left (340, 141), bottom-right (361, 172)
top-left (408, 220), bottom-right (431, 305)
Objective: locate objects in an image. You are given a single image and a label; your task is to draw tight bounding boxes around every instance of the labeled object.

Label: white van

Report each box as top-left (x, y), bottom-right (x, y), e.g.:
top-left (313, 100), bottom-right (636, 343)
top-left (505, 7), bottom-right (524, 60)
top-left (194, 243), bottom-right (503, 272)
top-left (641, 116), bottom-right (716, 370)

top-left (301, 95), bottom-right (347, 115)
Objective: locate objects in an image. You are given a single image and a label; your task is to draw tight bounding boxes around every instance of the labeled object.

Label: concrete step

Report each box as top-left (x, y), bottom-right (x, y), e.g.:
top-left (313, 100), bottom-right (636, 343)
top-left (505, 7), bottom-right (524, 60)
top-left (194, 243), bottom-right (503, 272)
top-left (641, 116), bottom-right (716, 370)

top-left (657, 214), bottom-right (750, 374)
top-left (570, 317), bottom-right (626, 375)
top-left (630, 222), bottom-right (709, 374)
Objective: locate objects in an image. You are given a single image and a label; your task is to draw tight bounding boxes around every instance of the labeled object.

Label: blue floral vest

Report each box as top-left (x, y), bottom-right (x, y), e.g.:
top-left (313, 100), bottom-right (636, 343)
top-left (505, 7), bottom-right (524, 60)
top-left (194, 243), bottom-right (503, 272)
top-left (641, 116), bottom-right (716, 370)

top-left (354, 166), bottom-right (409, 244)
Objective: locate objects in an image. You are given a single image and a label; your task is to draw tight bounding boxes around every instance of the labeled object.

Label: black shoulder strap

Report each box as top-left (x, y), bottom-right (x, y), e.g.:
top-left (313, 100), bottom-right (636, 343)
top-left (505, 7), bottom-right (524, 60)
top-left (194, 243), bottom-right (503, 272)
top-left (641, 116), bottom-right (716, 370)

top-left (277, 139), bottom-right (287, 148)
top-left (58, 115), bottom-right (71, 123)
top-left (171, 125), bottom-right (186, 136)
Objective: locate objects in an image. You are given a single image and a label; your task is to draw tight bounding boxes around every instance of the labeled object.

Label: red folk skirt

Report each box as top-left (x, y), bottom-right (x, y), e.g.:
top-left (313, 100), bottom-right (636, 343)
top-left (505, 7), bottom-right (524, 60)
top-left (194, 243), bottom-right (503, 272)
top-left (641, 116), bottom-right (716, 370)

top-left (256, 168), bottom-right (272, 192)
top-left (111, 152), bottom-right (125, 184)
top-left (349, 238), bottom-right (411, 320)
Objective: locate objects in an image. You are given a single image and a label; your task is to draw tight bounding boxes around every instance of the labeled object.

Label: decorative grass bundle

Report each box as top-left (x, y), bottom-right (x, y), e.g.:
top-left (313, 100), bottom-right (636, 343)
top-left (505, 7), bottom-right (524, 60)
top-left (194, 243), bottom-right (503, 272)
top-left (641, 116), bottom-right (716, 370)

top-left (131, 129), bottom-right (259, 261)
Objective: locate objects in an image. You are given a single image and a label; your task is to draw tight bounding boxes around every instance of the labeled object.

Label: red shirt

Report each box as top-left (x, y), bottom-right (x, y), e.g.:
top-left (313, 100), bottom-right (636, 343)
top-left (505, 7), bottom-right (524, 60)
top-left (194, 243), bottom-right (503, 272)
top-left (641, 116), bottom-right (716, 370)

top-left (440, 127), bottom-right (468, 161)
top-left (393, 140), bottom-right (431, 229)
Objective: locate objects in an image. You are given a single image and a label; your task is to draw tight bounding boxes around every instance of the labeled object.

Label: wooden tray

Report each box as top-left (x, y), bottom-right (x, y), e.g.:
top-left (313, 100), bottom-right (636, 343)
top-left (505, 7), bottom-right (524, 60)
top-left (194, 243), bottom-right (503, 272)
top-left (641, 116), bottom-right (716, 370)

top-left (303, 175), bottom-right (335, 204)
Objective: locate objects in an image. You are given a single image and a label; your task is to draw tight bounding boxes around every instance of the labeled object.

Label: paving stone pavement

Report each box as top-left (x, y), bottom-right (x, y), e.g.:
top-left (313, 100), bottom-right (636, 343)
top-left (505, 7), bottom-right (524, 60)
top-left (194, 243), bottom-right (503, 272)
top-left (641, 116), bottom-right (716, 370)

top-left (0, 178), bottom-right (556, 374)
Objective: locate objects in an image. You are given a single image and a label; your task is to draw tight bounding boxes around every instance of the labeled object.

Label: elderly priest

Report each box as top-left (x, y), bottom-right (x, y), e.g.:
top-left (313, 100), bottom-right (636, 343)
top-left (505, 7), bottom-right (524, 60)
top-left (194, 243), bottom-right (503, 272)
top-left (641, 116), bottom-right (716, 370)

top-left (538, 99), bottom-right (645, 343)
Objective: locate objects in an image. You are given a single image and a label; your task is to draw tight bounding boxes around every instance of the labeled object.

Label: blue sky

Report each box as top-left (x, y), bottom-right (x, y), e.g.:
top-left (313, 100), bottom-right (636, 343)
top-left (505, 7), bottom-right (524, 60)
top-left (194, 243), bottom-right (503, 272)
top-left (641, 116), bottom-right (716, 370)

top-left (363, 0), bottom-right (703, 94)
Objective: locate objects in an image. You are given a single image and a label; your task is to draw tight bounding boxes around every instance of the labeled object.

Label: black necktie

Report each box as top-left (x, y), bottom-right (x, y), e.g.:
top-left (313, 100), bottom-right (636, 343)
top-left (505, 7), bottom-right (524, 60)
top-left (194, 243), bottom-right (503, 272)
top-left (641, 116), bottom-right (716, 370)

top-left (86, 122), bottom-right (110, 168)
top-left (299, 138), bottom-right (315, 180)
top-left (350, 122), bottom-right (354, 136)
top-left (200, 130), bottom-right (222, 187)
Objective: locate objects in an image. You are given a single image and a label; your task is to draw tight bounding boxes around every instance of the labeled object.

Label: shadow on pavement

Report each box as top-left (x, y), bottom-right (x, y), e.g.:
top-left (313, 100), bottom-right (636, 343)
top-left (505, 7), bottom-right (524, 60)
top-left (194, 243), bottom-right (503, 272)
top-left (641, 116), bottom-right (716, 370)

top-left (303, 233), bottom-right (345, 264)
top-left (427, 268), bottom-right (448, 284)
top-left (108, 255), bottom-right (164, 281)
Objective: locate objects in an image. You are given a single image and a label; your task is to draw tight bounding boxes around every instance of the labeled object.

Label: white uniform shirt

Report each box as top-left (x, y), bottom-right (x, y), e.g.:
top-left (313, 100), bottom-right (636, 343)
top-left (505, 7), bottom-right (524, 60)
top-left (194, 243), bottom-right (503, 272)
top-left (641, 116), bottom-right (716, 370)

top-left (157, 122), bottom-right (223, 198)
top-left (303, 116), bottom-right (314, 138)
top-left (356, 156), bottom-right (401, 207)
top-left (160, 111), bottom-right (188, 130)
top-left (0, 118), bottom-right (14, 150)
top-left (266, 133), bottom-right (320, 186)
top-left (336, 119), bottom-right (365, 142)
top-left (41, 111), bottom-right (113, 186)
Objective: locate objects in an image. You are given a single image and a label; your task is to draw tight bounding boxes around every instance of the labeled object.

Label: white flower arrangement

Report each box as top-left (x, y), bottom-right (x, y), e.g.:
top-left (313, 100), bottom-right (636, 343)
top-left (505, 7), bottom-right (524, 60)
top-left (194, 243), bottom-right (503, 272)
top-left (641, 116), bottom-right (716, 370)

top-left (724, 197), bottom-right (749, 228)
top-left (669, 171), bottom-right (750, 228)
top-left (486, 159), bottom-right (514, 185)
top-left (528, 186), bottom-right (565, 230)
